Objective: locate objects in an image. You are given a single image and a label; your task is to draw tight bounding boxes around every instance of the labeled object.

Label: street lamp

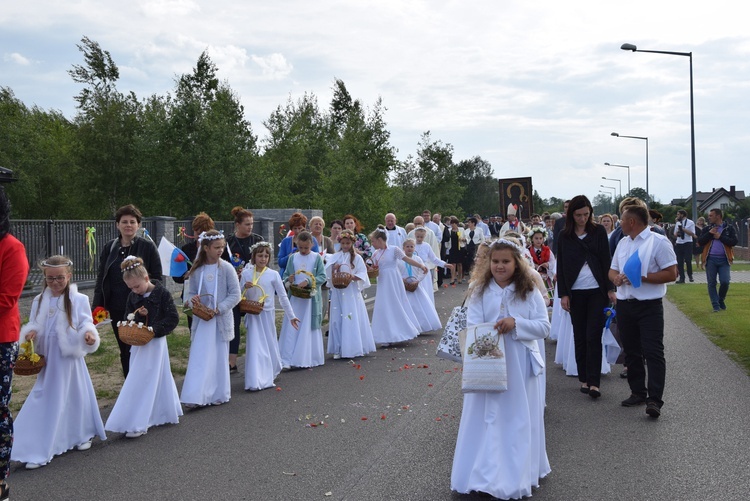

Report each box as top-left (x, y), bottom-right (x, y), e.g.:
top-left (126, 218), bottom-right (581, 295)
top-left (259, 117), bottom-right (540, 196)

top-left (604, 163), bottom-right (630, 194)
top-left (621, 42), bottom-right (696, 221)
top-left (599, 187), bottom-right (616, 214)
top-left (611, 132), bottom-right (648, 199)
top-left (602, 176), bottom-right (622, 198)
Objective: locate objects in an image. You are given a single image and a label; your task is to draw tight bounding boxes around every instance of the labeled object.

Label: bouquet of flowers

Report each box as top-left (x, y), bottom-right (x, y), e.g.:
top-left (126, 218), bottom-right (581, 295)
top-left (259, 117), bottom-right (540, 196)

top-left (92, 306), bottom-right (110, 325)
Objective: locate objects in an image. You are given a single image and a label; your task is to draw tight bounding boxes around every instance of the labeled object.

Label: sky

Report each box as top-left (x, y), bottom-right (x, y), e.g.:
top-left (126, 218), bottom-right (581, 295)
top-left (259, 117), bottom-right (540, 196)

top-left (2, 0), bottom-right (749, 207)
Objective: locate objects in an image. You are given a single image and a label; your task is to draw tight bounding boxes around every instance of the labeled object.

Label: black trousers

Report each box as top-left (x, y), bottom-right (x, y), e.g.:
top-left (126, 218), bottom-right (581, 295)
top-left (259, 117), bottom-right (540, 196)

top-left (569, 289), bottom-right (607, 388)
top-left (617, 298), bottom-right (666, 406)
top-left (675, 242), bottom-right (693, 281)
top-left (230, 304), bottom-right (243, 356)
top-left (110, 308), bottom-right (131, 378)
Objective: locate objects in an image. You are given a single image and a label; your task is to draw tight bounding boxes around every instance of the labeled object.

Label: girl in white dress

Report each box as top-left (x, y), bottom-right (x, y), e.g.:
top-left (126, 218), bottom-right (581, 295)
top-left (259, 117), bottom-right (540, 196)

top-left (12, 256), bottom-right (105, 469)
top-left (413, 227), bottom-right (453, 304)
top-left (279, 231), bottom-right (327, 369)
top-left (368, 225), bottom-right (428, 346)
top-left (105, 256), bottom-right (182, 438)
top-left (399, 238), bottom-right (442, 333)
top-left (240, 242), bottom-right (299, 390)
top-left (451, 239), bottom-right (551, 499)
top-left (325, 230), bottom-right (376, 359)
top-left (181, 230), bottom-right (241, 407)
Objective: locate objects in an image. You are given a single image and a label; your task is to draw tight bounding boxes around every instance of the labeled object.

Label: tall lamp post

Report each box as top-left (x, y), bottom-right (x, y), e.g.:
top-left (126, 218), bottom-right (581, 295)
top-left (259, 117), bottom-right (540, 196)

top-left (611, 132), bottom-right (648, 200)
top-left (621, 42), bottom-right (696, 221)
top-left (600, 187), bottom-right (617, 214)
top-left (604, 163), bottom-right (630, 194)
top-left (602, 177), bottom-right (622, 198)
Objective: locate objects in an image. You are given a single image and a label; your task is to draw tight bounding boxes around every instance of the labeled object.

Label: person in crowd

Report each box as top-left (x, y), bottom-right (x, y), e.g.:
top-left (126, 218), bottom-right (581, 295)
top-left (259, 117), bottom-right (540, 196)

top-left (599, 213), bottom-right (615, 240)
top-left (399, 238), bottom-right (441, 333)
top-left (329, 219), bottom-right (344, 252)
top-left (240, 242), bottom-right (299, 390)
top-left (342, 214), bottom-right (372, 261)
top-left (424, 210), bottom-right (442, 241)
top-left (499, 204), bottom-right (527, 237)
top-left (279, 231), bottom-right (327, 369)
top-left (368, 226), bottom-right (427, 346)
top-left (648, 209), bottom-right (666, 235)
top-left (462, 216), bottom-right (486, 276)
top-left (609, 197), bottom-right (647, 257)
top-left (693, 216), bottom-right (706, 270)
top-left (173, 212), bottom-right (215, 330)
top-left (414, 227), bottom-right (453, 303)
top-left (0, 185), bottom-right (29, 498)
top-left (556, 195), bottom-right (616, 399)
top-left (698, 208), bottom-right (739, 312)
top-left (409, 216), bottom-right (440, 290)
top-left (225, 207), bottom-right (264, 373)
top-left (278, 212), bottom-right (319, 271)
top-left (181, 230), bottom-right (241, 408)
top-left (13, 256), bottom-right (104, 469)
top-left (309, 216), bottom-right (334, 319)
top-left (474, 213), bottom-right (491, 238)
top-left (673, 209), bottom-right (697, 283)
top-left (445, 217), bottom-right (465, 287)
top-left (609, 205), bottom-right (677, 418)
top-left (432, 213), bottom-right (448, 287)
top-left (93, 204), bottom-right (162, 378)
top-left (384, 213), bottom-right (407, 248)
top-left (451, 239), bottom-right (550, 499)
top-left (325, 230), bottom-right (375, 360)
top-left (552, 200), bottom-right (570, 256)
top-left (530, 213), bottom-right (543, 227)
top-left (105, 256), bottom-right (181, 438)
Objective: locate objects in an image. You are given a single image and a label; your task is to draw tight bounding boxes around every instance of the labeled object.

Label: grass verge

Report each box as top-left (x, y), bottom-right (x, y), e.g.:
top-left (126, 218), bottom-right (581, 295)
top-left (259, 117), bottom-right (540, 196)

top-left (667, 282), bottom-right (750, 375)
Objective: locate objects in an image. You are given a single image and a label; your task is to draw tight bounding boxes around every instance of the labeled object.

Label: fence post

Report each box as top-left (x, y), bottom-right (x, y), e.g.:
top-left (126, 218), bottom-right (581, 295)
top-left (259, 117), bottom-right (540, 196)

top-left (46, 219), bottom-right (54, 258)
top-left (148, 216), bottom-right (176, 245)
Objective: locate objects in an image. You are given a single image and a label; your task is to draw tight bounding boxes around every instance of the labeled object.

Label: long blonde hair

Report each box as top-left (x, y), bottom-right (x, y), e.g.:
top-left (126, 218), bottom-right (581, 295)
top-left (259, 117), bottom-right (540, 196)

top-left (466, 239), bottom-right (536, 301)
top-left (39, 255), bottom-right (74, 327)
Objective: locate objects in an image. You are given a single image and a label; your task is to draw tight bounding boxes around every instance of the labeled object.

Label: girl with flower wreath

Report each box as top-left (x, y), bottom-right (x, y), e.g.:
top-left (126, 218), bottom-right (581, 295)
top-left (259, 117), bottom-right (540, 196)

top-left (325, 230), bottom-right (376, 360)
top-left (12, 256), bottom-right (106, 470)
top-left (451, 239), bottom-right (550, 500)
top-left (181, 230), bottom-right (241, 407)
top-left (279, 231), bottom-right (327, 369)
top-left (105, 256), bottom-right (181, 438)
top-left (527, 226), bottom-right (556, 304)
top-left (399, 238), bottom-right (442, 333)
top-left (368, 225), bottom-right (428, 346)
top-left (240, 242), bottom-right (300, 390)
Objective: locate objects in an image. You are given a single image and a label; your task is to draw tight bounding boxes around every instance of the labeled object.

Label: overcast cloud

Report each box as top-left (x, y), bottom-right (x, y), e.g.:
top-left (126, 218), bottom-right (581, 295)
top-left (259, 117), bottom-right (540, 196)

top-left (2, 0), bottom-right (748, 205)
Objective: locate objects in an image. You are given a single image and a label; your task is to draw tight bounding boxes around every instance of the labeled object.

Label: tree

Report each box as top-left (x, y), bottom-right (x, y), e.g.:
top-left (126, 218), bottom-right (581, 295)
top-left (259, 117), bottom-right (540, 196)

top-left (456, 156), bottom-right (497, 217)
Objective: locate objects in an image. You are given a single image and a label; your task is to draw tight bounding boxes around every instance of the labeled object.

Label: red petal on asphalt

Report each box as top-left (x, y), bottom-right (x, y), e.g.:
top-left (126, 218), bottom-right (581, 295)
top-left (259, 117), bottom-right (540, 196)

top-left (275, 387), bottom-right (282, 391)
top-left (381, 414), bottom-right (386, 420)
top-left (428, 384), bottom-right (433, 387)
top-left (359, 375), bottom-right (365, 380)
top-left (361, 417), bottom-right (368, 421)
top-left (436, 417), bottom-right (442, 421)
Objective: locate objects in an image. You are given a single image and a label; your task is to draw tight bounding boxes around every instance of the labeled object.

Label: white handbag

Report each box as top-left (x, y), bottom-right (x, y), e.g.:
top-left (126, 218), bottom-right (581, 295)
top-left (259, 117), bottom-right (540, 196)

top-left (461, 323), bottom-right (508, 393)
top-left (436, 302), bottom-right (467, 363)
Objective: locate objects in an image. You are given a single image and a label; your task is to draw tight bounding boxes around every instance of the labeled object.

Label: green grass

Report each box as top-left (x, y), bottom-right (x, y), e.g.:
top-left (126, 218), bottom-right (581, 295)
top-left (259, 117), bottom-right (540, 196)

top-left (667, 283), bottom-right (750, 374)
top-left (730, 263), bottom-right (750, 272)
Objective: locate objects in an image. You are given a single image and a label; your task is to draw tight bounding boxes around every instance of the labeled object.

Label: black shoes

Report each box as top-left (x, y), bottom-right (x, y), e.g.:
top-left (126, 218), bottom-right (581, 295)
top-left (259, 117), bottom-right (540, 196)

top-left (589, 387), bottom-right (601, 399)
top-left (646, 401), bottom-right (662, 418)
top-left (0, 482), bottom-right (8, 501)
top-left (620, 368), bottom-right (628, 378)
top-left (675, 279), bottom-right (685, 284)
top-left (229, 364), bottom-right (238, 373)
top-left (621, 394), bottom-right (646, 407)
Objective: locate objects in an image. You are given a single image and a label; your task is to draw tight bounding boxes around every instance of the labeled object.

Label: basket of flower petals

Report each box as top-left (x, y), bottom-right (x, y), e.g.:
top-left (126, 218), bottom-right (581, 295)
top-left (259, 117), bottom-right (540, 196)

top-left (14, 340), bottom-right (46, 376)
top-left (117, 310), bottom-right (155, 346)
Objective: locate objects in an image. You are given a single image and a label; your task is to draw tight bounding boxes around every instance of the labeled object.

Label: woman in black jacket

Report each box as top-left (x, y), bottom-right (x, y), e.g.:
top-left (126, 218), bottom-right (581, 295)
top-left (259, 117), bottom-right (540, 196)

top-left (93, 204), bottom-right (162, 377)
top-left (557, 195), bottom-right (616, 398)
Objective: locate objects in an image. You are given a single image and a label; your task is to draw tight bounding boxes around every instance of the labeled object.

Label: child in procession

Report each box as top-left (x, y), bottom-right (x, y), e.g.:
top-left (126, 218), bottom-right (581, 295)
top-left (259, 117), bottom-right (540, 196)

top-left (181, 230), bottom-right (241, 407)
top-left (414, 227), bottom-right (453, 304)
top-left (368, 225), bottom-right (428, 346)
top-left (105, 256), bottom-right (181, 438)
top-left (399, 238), bottom-right (442, 333)
top-left (451, 239), bottom-right (551, 500)
top-left (325, 229), bottom-right (376, 360)
top-left (12, 256), bottom-right (105, 469)
top-left (240, 242), bottom-right (300, 391)
top-left (279, 231), bottom-right (327, 369)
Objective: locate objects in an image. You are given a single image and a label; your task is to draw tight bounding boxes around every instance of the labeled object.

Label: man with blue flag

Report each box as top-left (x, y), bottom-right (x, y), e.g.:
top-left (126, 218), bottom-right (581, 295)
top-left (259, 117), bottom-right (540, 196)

top-left (609, 204), bottom-right (677, 419)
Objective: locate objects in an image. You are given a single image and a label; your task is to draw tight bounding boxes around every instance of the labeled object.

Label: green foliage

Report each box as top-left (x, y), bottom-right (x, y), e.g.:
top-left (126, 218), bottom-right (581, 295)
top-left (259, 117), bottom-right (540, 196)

top-left (456, 156), bottom-right (497, 217)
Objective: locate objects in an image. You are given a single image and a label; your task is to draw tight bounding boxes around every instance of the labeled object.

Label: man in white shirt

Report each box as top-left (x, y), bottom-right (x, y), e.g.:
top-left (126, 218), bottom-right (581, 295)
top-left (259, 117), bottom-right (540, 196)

top-left (423, 209), bottom-right (441, 240)
top-left (609, 204), bottom-right (677, 419)
top-left (384, 213), bottom-right (407, 248)
top-left (673, 209), bottom-right (697, 283)
top-left (474, 213), bottom-right (491, 238)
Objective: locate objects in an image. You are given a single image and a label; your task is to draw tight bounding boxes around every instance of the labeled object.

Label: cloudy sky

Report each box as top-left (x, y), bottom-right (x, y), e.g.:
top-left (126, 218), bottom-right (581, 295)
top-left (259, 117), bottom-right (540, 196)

top-left (2, 0), bottom-right (748, 207)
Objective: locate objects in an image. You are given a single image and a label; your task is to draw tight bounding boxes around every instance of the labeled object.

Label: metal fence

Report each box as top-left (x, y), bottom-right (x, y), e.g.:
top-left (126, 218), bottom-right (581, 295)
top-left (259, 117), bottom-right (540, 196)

top-left (11, 219), bottom-right (157, 287)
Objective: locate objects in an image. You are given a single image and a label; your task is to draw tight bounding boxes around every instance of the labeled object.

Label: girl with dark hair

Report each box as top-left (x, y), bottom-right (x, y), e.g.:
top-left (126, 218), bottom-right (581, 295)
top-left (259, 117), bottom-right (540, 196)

top-left (343, 214), bottom-right (372, 260)
top-left (93, 204), bottom-right (162, 377)
top-left (556, 195), bottom-right (616, 398)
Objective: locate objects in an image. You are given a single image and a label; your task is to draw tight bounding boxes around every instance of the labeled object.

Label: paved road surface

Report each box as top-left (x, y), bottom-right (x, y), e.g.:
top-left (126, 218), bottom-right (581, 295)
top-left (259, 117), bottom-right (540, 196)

top-left (9, 282), bottom-right (750, 500)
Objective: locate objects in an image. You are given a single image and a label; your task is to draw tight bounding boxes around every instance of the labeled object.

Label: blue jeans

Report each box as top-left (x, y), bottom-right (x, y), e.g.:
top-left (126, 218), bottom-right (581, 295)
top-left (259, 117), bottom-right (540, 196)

top-left (705, 255), bottom-right (731, 310)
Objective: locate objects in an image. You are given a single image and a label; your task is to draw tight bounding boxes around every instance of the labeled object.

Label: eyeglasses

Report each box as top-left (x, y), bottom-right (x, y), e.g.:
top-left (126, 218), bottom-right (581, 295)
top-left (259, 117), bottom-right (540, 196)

top-left (45, 276), bottom-right (68, 283)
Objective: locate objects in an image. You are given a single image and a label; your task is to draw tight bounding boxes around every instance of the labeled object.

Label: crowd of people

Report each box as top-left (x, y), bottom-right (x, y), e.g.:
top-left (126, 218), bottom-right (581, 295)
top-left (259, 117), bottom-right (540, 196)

top-left (2, 196), bottom-right (742, 500)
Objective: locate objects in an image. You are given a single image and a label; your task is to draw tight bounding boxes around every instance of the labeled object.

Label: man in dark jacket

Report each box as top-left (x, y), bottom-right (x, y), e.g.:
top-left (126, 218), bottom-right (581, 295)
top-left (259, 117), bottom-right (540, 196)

top-left (698, 208), bottom-right (739, 312)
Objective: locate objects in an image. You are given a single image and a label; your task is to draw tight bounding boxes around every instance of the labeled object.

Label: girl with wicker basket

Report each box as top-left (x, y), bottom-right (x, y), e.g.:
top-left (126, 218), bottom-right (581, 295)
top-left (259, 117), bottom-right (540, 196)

top-left (451, 239), bottom-right (550, 499)
top-left (324, 229), bottom-right (376, 360)
top-left (399, 239), bottom-right (442, 333)
top-left (368, 226), bottom-right (428, 346)
top-left (181, 230), bottom-right (241, 407)
top-left (105, 256), bottom-right (181, 438)
top-left (414, 227), bottom-right (453, 304)
top-left (12, 256), bottom-right (106, 470)
top-left (240, 242), bottom-right (300, 390)
top-left (279, 231), bottom-right (327, 369)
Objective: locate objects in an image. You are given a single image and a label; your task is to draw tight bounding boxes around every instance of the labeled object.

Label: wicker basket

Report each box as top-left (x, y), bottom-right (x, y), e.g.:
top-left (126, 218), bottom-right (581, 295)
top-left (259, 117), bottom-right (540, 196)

top-left (239, 284), bottom-right (266, 315)
top-left (332, 263), bottom-right (353, 289)
top-left (366, 265), bottom-right (379, 279)
top-left (404, 277), bottom-right (420, 292)
top-left (14, 340), bottom-right (45, 376)
top-left (191, 294), bottom-right (217, 321)
top-left (118, 314), bottom-right (155, 346)
top-left (289, 270), bottom-right (316, 299)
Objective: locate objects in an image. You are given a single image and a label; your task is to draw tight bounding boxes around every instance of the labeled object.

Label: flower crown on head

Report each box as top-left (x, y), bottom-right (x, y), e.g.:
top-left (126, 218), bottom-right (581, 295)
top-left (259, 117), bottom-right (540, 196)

top-left (198, 230), bottom-right (224, 244)
top-left (121, 255), bottom-right (142, 272)
top-left (339, 229), bottom-right (356, 242)
top-left (491, 238), bottom-right (525, 255)
top-left (526, 226), bottom-right (548, 239)
top-left (41, 258), bottom-right (73, 268)
top-left (250, 241), bottom-right (273, 255)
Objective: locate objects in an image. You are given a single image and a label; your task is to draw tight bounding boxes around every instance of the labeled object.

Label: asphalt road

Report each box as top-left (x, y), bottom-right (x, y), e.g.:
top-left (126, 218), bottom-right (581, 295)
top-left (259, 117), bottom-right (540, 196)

top-left (9, 283), bottom-right (750, 500)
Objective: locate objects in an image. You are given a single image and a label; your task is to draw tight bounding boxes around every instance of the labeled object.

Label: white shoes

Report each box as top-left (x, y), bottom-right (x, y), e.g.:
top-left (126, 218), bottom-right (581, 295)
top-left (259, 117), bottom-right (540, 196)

top-left (125, 431), bottom-right (146, 439)
top-left (75, 440), bottom-right (92, 451)
top-left (333, 354), bottom-right (341, 360)
top-left (25, 462), bottom-right (46, 470)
